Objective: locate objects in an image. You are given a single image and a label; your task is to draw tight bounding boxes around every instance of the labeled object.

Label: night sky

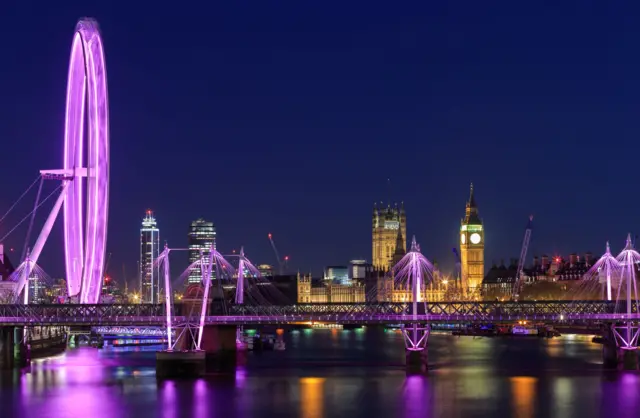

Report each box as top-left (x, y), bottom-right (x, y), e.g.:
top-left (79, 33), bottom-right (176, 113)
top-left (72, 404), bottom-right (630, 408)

top-left (1, 2), bottom-right (640, 285)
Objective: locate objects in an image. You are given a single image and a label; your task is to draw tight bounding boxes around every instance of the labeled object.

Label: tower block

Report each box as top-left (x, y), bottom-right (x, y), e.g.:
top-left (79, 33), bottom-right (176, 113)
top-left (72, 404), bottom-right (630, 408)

top-left (372, 202), bottom-right (406, 271)
top-left (459, 184), bottom-right (484, 298)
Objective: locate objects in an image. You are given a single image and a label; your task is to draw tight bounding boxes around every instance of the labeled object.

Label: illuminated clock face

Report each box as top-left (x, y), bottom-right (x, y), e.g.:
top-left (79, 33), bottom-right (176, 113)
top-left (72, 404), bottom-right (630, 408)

top-left (384, 221), bottom-right (399, 230)
top-left (470, 233), bottom-right (481, 244)
top-left (460, 234), bottom-right (466, 244)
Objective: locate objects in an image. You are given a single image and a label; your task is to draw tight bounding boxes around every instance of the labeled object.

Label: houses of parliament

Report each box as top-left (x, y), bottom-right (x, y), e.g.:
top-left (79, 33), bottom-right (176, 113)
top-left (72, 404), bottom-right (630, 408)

top-left (297, 185), bottom-right (484, 303)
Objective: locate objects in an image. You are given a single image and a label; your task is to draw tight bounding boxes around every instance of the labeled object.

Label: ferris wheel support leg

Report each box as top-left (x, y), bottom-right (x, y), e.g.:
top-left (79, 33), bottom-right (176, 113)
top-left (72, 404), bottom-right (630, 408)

top-left (14, 183), bottom-right (69, 301)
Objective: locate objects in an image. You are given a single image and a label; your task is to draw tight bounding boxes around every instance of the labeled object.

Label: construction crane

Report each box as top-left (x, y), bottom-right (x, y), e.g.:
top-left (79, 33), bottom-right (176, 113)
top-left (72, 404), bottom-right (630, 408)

top-left (512, 216), bottom-right (534, 300)
top-left (268, 233), bottom-right (285, 275)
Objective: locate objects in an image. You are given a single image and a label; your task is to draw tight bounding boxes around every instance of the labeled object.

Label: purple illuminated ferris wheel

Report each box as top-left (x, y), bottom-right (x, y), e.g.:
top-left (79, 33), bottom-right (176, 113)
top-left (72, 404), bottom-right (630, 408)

top-left (14, 18), bottom-right (109, 304)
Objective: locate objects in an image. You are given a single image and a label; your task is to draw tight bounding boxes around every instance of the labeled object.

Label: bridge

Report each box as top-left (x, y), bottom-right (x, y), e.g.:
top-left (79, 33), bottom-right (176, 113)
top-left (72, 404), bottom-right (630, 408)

top-left (0, 301), bottom-right (638, 326)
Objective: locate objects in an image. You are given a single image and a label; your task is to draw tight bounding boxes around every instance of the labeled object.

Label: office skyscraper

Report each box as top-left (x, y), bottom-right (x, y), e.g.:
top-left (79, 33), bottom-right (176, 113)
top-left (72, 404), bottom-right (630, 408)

top-left (188, 218), bottom-right (216, 284)
top-left (140, 210), bottom-right (160, 303)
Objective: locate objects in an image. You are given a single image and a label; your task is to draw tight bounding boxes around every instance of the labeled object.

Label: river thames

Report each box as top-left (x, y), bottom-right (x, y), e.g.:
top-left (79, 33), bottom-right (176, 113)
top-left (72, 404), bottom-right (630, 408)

top-left (0, 327), bottom-right (639, 418)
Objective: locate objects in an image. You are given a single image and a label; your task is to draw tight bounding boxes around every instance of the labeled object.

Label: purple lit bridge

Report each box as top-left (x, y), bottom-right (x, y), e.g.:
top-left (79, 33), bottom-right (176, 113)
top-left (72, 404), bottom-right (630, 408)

top-left (0, 301), bottom-right (637, 326)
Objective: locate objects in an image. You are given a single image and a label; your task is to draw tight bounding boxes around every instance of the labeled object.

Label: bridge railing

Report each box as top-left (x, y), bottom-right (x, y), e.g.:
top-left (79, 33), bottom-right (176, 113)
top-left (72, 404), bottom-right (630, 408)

top-left (0, 300), bottom-right (636, 325)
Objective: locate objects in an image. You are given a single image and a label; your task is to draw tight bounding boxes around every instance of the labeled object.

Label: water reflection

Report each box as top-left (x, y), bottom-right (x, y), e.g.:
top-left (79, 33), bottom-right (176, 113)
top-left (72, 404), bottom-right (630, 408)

top-left (510, 376), bottom-right (536, 418)
top-left (161, 380), bottom-right (178, 418)
top-left (402, 375), bottom-right (430, 418)
top-left (2, 331), bottom-right (640, 417)
top-left (300, 377), bottom-right (324, 418)
top-left (193, 379), bottom-right (208, 418)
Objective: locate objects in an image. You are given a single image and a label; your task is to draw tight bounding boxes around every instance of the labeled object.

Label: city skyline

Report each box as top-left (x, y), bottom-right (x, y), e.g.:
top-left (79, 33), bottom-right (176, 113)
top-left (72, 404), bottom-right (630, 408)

top-left (2, 4), bottom-right (640, 282)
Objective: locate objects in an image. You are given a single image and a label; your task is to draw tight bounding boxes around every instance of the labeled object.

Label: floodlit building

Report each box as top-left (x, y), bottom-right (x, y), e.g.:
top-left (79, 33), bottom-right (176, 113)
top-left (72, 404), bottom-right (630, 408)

top-left (139, 211), bottom-right (160, 303)
top-left (297, 273), bottom-right (365, 303)
top-left (372, 202), bottom-right (406, 271)
top-left (187, 218), bottom-right (216, 284)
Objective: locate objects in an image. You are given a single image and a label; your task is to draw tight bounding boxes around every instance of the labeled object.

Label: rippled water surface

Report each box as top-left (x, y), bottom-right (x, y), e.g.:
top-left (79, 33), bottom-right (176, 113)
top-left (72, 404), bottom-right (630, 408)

top-left (1, 328), bottom-right (639, 418)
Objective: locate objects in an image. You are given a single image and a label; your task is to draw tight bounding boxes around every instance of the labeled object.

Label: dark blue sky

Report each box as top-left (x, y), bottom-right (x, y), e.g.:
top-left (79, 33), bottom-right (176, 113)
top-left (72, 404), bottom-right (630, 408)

top-left (1, 2), bottom-right (640, 284)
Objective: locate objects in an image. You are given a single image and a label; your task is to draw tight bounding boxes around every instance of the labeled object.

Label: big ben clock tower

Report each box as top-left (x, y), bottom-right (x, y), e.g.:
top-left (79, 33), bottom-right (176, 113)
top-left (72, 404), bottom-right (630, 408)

top-left (460, 183), bottom-right (484, 298)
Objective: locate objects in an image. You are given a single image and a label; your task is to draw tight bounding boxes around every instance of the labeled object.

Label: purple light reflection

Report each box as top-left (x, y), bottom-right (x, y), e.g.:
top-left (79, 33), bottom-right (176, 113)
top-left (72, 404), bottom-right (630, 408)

top-left (235, 365), bottom-right (247, 388)
top-left (402, 375), bottom-right (431, 418)
top-left (193, 379), bottom-right (208, 418)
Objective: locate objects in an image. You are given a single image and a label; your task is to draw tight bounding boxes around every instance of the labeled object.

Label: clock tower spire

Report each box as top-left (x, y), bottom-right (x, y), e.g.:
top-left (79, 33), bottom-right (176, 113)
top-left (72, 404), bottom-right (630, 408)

top-left (460, 183), bottom-right (484, 298)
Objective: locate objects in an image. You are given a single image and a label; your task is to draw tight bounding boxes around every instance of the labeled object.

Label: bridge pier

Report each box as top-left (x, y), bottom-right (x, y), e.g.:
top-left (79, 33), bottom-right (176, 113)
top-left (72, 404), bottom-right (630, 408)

top-left (405, 348), bottom-right (428, 374)
top-left (403, 323), bottom-right (430, 374)
top-left (201, 324), bottom-right (240, 373)
top-left (0, 327), bottom-right (28, 369)
top-left (602, 324), bottom-right (640, 370)
top-left (156, 325), bottom-right (238, 378)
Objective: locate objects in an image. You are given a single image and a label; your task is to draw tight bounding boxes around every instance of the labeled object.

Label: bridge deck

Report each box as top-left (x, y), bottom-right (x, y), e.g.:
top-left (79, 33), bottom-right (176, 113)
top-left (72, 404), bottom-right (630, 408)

top-left (0, 301), bottom-right (636, 326)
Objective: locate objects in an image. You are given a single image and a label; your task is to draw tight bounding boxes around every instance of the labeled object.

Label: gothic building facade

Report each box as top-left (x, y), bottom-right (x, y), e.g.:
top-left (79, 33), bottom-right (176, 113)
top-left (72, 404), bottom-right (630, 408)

top-left (372, 202), bottom-right (406, 271)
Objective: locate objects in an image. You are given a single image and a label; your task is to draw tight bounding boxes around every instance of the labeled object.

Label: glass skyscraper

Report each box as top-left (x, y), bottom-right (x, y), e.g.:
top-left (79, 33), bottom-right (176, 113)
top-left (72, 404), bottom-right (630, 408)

top-left (140, 211), bottom-right (160, 303)
top-left (188, 218), bottom-right (216, 284)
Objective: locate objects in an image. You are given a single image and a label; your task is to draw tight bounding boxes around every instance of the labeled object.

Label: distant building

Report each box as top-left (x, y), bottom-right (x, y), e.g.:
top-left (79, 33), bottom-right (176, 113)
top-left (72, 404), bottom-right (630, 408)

top-left (372, 202), bottom-right (406, 271)
top-left (46, 279), bottom-right (67, 303)
top-left (482, 259), bottom-right (522, 299)
top-left (139, 211), bottom-right (160, 303)
top-left (0, 244), bottom-right (15, 281)
top-left (482, 253), bottom-right (600, 300)
top-left (324, 265), bottom-right (349, 285)
top-left (269, 274), bottom-right (298, 302)
top-left (349, 260), bottom-right (371, 280)
top-left (297, 273), bottom-right (365, 303)
top-left (0, 244), bottom-right (17, 303)
top-left (27, 272), bottom-right (47, 304)
top-left (188, 218), bottom-right (216, 284)
top-left (257, 264), bottom-right (274, 278)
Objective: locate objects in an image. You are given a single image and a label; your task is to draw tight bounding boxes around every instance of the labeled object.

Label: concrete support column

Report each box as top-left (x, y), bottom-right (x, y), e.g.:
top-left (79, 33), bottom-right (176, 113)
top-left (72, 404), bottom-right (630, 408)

top-left (619, 348), bottom-right (639, 370)
top-left (0, 327), bottom-right (28, 370)
top-left (14, 327), bottom-right (28, 368)
top-left (156, 325), bottom-right (239, 378)
top-left (602, 324), bottom-right (640, 370)
top-left (602, 324), bottom-right (618, 369)
top-left (201, 325), bottom-right (238, 373)
top-left (405, 349), bottom-right (428, 374)
top-left (0, 327), bottom-right (14, 369)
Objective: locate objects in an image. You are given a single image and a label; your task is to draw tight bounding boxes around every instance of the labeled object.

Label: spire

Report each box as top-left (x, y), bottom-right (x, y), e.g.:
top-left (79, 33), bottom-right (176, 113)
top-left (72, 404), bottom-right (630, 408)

top-left (606, 241), bottom-right (611, 255)
top-left (390, 227), bottom-right (406, 269)
top-left (468, 182), bottom-right (476, 208)
top-left (462, 183), bottom-right (482, 226)
top-left (393, 227), bottom-right (404, 255)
